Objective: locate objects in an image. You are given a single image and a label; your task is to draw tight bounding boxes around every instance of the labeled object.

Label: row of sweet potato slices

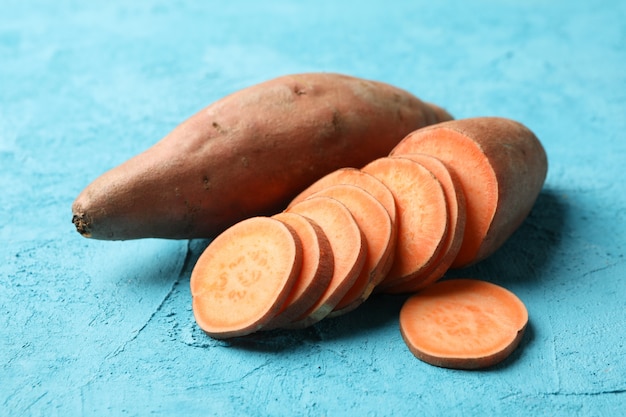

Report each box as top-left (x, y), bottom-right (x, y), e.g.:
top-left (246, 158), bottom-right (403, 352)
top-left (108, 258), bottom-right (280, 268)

top-left (189, 117), bottom-right (546, 343)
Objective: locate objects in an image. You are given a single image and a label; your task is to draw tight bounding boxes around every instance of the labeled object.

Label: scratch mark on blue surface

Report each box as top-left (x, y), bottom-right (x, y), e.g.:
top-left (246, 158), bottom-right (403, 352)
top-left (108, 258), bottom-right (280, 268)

top-left (545, 312), bottom-right (562, 393)
top-left (580, 261), bottom-right (620, 278)
top-left (104, 241), bottom-right (192, 360)
top-left (184, 360), bottom-right (272, 388)
top-left (501, 388), bottom-right (626, 400)
top-left (24, 391), bottom-right (48, 413)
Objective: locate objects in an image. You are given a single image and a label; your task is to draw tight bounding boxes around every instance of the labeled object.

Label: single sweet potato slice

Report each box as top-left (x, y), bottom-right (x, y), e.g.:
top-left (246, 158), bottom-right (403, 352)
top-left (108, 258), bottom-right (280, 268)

top-left (380, 153), bottom-right (466, 294)
top-left (264, 212), bottom-right (334, 330)
top-left (305, 184), bottom-right (395, 316)
top-left (190, 216), bottom-right (302, 338)
top-left (399, 279), bottom-right (528, 369)
top-left (390, 117), bottom-right (547, 268)
top-left (362, 157), bottom-right (448, 288)
top-left (285, 196), bottom-right (366, 328)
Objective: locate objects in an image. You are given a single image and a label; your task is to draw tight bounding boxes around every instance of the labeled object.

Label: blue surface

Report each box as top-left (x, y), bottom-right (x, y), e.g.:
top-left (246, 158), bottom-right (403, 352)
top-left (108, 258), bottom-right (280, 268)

top-left (1, 1), bottom-right (625, 416)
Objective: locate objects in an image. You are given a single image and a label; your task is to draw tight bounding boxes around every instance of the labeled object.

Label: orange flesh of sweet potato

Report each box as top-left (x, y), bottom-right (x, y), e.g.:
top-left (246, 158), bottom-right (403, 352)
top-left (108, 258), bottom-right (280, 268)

top-left (362, 157), bottom-right (448, 287)
top-left (71, 73), bottom-right (453, 240)
top-left (264, 212), bottom-right (334, 329)
top-left (190, 216), bottom-right (303, 338)
top-left (399, 278), bottom-right (528, 369)
top-left (288, 167), bottom-right (398, 290)
top-left (288, 167), bottom-right (398, 226)
top-left (390, 117), bottom-right (547, 268)
top-left (380, 153), bottom-right (466, 294)
top-left (285, 196), bottom-right (366, 327)
top-left (304, 184), bottom-right (395, 316)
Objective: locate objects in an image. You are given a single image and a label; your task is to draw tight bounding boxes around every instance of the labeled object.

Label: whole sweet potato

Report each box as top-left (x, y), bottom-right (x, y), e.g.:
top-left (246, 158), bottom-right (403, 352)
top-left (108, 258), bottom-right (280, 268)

top-left (72, 72), bottom-right (452, 240)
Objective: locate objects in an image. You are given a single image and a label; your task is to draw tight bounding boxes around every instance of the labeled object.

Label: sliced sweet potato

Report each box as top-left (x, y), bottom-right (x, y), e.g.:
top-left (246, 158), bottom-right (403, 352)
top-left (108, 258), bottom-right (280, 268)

top-left (362, 157), bottom-right (448, 288)
top-left (288, 167), bottom-right (397, 227)
top-left (288, 167), bottom-right (398, 290)
top-left (399, 278), bottom-right (528, 369)
top-left (190, 216), bottom-right (303, 338)
top-left (390, 117), bottom-right (547, 267)
top-left (285, 196), bottom-right (367, 327)
top-left (304, 184), bottom-right (395, 316)
top-left (380, 153), bottom-right (466, 294)
top-left (264, 212), bottom-right (334, 329)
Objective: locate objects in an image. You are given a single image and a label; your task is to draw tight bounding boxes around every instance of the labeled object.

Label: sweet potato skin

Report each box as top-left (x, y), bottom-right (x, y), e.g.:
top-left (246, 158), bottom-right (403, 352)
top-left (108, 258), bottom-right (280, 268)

top-left (72, 72), bottom-right (453, 240)
top-left (471, 118), bottom-right (547, 263)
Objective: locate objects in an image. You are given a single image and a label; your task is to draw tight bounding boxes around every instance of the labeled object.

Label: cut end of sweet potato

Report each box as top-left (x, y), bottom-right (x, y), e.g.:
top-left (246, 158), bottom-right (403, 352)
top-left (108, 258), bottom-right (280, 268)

top-left (399, 279), bottom-right (528, 370)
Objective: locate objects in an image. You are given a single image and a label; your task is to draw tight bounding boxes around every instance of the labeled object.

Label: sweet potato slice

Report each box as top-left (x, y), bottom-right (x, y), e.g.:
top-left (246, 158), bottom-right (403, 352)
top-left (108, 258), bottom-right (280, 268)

top-left (362, 157), bottom-right (448, 288)
top-left (190, 216), bottom-right (302, 338)
top-left (285, 196), bottom-right (366, 327)
top-left (399, 279), bottom-right (528, 369)
top-left (288, 167), bottom-right (397, 226)
top-left (390, 117), bottom-right (547, 267)
top-left (264, 212), bottom-right (334, 329)
top-left (288, 167), bottom-right (398, 290)
top-left (380, 153), bottom-right (466, 294)
top-left (305, 184), bottom-right (395, 316)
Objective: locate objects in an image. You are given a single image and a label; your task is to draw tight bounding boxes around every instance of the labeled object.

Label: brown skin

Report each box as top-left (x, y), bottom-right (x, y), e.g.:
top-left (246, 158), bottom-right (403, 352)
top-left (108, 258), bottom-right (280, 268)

top-left (390, 117), bottom-right (547, 267)
top-left (72, 72), bottom-right (453, 240)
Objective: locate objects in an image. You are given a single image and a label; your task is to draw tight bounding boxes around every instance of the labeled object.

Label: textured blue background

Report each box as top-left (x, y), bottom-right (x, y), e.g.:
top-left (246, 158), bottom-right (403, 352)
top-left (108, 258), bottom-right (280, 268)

top-left (1, 1), bottom-right (625, 416)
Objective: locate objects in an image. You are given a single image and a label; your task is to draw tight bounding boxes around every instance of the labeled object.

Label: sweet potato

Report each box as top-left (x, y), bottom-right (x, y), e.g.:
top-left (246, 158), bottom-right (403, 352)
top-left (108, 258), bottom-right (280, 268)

top-left (399, 279), bottom-right (528, 369)
top-left (289, 167), bottom-right (398, 226)
top-left (71, 72), bottom-right (452, 240)
top-left (362, 157), bottom-right (448, 288)
top-left (304, 184), bottom-right (396, 316)
top-left (264, 212), bottom-right (334, 329)
top-left (390, 117), bottom-right (547, 267)
top-left (289, 167), bottom-right (398, 289)
top-left (285, 196), bottom-right (366, 327)
top-left (379, 153), bottom-right (466, 294)
top-left (190, 216), bottom-right (303, 338)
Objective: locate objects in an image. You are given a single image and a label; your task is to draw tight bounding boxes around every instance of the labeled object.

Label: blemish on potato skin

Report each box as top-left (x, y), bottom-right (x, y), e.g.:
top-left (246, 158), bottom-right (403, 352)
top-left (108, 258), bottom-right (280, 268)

top-left (331, 110), bottom-right (341, 131)
top-left (203, 175), bottom-right (211, 190)
top-left (212, 121), bottom-right (226, 134)
top-left (241, 156), bottom-right (249, 168)
top-left (293, 85), bottom-right (307, 96)
top-left (396, 107), bottom-right (406, 122)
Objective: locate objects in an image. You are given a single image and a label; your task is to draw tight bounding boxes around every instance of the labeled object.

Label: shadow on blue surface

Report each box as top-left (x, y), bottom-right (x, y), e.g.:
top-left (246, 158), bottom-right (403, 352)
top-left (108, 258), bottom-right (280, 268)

top-left (447, 188), bottom-right (568, 285)
top-left (222, 292), bottom-right (407, 352)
